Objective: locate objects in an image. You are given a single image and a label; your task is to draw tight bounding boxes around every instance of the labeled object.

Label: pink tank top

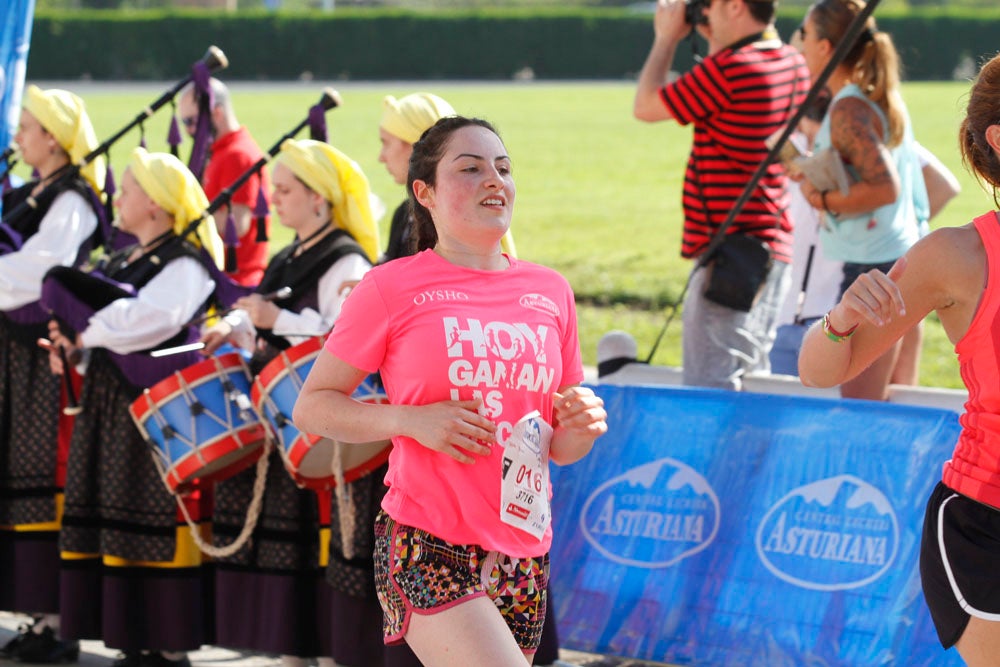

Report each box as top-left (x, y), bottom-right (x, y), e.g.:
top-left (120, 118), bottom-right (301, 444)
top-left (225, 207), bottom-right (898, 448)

top-left (943, 211), bottom-right (1000, 507)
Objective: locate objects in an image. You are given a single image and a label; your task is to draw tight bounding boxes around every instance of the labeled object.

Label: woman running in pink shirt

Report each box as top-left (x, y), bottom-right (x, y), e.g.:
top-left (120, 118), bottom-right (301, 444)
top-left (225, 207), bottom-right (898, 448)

top-left (294, 116), bottom-right (607, 666)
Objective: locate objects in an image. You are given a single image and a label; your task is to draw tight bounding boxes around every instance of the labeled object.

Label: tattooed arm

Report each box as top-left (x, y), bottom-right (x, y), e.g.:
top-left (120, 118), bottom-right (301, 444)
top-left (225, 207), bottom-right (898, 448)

top-left (801, 96), bottom-right (901, 216)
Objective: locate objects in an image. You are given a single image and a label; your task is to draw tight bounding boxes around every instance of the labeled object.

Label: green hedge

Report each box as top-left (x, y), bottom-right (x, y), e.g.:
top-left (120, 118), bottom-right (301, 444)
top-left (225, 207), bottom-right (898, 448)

top-left (27, 7), bottom-right (1000, 81)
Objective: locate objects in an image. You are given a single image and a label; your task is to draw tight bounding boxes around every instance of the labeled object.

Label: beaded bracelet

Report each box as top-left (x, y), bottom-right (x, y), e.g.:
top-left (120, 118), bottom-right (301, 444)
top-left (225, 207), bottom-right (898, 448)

top-left (822, 312), bottom-right (858, 343)
top-left (820, 190), bottom-right (840, 217)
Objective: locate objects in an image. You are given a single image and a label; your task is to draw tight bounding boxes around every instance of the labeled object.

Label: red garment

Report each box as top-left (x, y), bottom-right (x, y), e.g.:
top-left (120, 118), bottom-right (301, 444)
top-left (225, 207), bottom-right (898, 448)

top-left (202, 127), bottom-right (271, 286)
top-left (946, 211), bottom-right (1000, 508)
top-left (659, 38), bottom-right (810, 264)
top-left (56, 367), bottom-right (84, 487)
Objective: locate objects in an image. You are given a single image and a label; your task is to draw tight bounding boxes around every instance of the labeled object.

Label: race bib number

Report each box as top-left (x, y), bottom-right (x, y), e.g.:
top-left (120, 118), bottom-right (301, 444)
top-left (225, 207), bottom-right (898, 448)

top-left (500, 410), bottom-right (553, 539)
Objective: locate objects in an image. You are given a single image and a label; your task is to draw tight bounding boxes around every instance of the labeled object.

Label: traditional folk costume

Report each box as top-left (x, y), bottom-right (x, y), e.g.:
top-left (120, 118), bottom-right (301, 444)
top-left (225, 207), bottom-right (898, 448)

top-left (41, 149), bottom-right (224, 667)
top-left (210, 139), bottom-right (387, 663)
top-left (0, 86), bottom-right (105, 662)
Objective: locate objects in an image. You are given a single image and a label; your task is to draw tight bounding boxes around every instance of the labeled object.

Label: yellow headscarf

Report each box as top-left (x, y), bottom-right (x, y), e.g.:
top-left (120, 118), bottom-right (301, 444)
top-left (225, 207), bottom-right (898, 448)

top-left (23, 85), bottom-right (105, 195)
top-left (380, 93), bottom-right (456, 145)
top-left (128, 148), bottom-right (224, 269)
top-left (273, 139), bottom-right (379, 263)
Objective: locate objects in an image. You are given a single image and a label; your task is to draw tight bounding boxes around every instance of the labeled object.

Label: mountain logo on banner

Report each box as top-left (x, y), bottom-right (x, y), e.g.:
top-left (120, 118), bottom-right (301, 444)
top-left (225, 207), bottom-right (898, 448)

top-left (579, 457), bottom-right (719, 569)
top-left (755, 474), bottom-right (899, 591)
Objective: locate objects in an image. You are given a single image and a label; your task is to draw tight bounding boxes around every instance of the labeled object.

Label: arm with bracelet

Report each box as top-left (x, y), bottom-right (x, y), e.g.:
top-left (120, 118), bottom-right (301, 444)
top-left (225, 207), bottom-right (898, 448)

top-left (799, 225), bottom-right (978, 388)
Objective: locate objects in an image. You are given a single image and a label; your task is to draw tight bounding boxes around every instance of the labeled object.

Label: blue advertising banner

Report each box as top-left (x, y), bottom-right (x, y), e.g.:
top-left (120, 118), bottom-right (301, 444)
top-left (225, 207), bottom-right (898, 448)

top-left (0, 0), bottom-right (34, 197)
top-left (549, 384), bottom-right (965, 666)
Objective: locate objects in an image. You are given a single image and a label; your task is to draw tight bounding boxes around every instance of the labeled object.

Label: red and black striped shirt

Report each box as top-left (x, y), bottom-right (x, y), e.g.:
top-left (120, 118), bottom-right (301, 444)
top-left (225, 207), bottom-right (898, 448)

top-left (660, 38), bottom-right (810, 263)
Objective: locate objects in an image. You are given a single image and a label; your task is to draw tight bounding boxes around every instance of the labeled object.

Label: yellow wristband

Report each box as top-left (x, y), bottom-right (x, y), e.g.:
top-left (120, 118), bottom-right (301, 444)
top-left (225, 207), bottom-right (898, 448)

top-left (822, 312), bottom-right (858, 342)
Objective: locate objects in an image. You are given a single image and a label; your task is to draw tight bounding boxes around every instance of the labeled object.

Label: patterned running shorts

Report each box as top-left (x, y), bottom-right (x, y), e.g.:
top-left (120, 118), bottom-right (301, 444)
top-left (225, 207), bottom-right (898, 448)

top-left (373, 510), bottom-right (549, 650)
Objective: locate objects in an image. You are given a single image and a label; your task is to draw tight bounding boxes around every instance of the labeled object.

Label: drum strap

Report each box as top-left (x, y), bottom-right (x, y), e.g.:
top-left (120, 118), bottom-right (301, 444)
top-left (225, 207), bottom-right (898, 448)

top-left (175, 439), bottom-right (273, 559)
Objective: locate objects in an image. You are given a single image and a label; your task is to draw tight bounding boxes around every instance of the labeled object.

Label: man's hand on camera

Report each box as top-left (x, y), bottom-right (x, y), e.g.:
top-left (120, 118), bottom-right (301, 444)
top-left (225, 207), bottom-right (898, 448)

top-left (654, 0), bottom-right (692, 44)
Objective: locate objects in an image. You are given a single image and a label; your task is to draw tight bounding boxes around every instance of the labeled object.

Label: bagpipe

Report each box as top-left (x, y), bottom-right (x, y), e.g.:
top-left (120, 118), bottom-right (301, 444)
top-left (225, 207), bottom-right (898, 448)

top-left (38, 84), bottom-right (362, 557)
top-left (1, 47), bottom-right (229, 343)
top-left (0, 46), bottom-right (229, 257)
top-left (40, 87), bottom-right (345, 412)
top-left (196, 86), bottom-right (341, 274)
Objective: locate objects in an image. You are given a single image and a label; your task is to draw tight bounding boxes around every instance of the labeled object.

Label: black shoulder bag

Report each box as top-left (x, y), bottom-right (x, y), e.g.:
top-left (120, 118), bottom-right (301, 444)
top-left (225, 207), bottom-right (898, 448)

top-left (697, 31), bottom-right (780, 312)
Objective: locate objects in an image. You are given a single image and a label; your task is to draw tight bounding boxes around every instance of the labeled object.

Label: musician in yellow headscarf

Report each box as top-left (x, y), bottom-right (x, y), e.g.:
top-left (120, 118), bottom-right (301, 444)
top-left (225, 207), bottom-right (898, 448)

top-left (43, 148), bottom-right (221, 667)
top-left (0, 85), bottom-right (107, 663)
top-left (378, 92), bottom-right (516, 263)
top-left (201, 138), bottom-right (379, 667)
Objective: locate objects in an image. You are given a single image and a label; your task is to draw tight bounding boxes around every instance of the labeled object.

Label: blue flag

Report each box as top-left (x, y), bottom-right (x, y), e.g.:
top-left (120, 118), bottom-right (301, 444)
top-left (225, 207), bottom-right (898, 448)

top-left (0, 0), bottom-right (35, 205)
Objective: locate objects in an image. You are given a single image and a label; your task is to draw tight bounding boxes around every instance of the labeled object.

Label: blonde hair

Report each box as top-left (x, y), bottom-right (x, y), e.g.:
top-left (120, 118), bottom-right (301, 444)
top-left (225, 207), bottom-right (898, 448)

top-left (811, 0), bottom-right (905, 147)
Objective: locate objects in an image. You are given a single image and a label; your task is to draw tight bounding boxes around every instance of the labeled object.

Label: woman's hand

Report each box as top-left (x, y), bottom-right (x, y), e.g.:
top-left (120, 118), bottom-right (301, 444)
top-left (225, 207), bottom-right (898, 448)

top-left (338, 278), bottom-right (361, 294)
top-left (553, 386), bottom-right (608, 439)
top-left (45, 320), bottom-right (82, 375)
top-left (234, 294), bottom-right (280, 330)
top-left (800, 180), bottom-right (820, 206)
top-left (407, 399), bottom-right (496, 465)
top-left (549, 385), bottom-right (607, 465)
top-left (37, 336), bottom-right (62, 376)
top-left (832, 256), bottom-right (907, 330)
top-left (199, 320), bottom-right (233, 356)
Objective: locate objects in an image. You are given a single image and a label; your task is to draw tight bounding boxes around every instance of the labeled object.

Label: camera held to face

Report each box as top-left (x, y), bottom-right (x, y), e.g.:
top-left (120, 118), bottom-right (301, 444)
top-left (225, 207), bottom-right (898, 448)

top-left (684, 0), bottom-right (709, 26)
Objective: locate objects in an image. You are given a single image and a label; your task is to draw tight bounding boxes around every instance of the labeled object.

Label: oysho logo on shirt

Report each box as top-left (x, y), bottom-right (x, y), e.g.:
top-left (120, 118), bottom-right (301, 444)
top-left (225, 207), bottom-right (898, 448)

top-left (755, 474), bottom-right (899, 591)
top-left (413, 289), bottom-right (470, 306)
top-left (520, 293), bottom-right (560, 317)
top-left (580, 457), bottom-right (720, 569)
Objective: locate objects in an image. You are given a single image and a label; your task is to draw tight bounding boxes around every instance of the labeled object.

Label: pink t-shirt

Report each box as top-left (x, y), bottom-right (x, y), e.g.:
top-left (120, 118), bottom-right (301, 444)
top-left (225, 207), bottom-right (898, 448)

top-left (326, 249), bottom-right (584, 557)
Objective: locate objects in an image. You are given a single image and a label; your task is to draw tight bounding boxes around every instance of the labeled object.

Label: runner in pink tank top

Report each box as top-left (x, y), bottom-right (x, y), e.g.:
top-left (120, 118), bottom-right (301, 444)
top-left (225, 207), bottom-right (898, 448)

top-left (799, 52), bottom-right (1000, 666)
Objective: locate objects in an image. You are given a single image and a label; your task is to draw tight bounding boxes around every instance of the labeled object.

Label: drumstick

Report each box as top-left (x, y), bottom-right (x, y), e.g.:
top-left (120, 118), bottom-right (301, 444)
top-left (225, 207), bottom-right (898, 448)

top-left (190, 286), bottom-right (293, 327)
top-left (150, 341), bottom-right (207, 358)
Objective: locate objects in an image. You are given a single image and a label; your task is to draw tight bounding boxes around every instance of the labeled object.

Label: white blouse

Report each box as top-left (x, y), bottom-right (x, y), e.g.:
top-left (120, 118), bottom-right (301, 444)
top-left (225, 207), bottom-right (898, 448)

top-left (80, 256), bottom-right (214, 354)
top-left (222, 253), bottom-right (370, 351)
top-left (0, 190), bottom-right (98, 311)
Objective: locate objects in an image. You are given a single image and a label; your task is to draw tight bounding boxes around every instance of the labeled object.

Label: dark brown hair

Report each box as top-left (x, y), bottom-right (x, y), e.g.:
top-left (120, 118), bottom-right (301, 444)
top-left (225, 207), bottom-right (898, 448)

top-left (746, 0), bottom-right (776, 25)
top-left (960, 52), bottom-right (1000, 206)
top-left (407, 116), bottom-right (502, 252)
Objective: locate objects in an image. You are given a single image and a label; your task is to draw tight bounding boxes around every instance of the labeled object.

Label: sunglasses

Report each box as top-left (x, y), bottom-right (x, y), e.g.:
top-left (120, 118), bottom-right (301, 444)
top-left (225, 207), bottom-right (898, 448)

top-left (181, 116), bottom-right (198, 128)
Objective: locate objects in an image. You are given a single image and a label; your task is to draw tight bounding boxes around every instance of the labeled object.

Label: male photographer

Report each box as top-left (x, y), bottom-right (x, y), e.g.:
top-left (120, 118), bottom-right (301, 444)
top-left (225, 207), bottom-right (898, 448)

top-left (633, 0), bottom-right (810, 390)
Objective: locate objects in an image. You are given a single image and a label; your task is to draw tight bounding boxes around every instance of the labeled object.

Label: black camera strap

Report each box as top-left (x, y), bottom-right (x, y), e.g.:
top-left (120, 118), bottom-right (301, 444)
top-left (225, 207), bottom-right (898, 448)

top-left (725, 31), bottom-right (768, 52)
top-left (645, 0), bottom-right (883, 365)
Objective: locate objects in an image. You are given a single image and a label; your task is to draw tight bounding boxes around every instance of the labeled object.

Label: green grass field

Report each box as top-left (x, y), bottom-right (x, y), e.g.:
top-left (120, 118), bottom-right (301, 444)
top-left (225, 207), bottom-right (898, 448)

top-left (32, 80), bottom-right (978, 389)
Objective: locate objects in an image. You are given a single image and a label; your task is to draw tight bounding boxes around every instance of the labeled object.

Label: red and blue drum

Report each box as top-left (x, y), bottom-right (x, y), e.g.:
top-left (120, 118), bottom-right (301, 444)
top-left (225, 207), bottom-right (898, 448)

top-left (129, 352), bottom-right (267, 494)
top-left (252, 336), bottom-right (391, 490)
